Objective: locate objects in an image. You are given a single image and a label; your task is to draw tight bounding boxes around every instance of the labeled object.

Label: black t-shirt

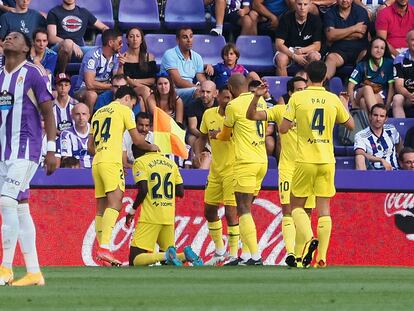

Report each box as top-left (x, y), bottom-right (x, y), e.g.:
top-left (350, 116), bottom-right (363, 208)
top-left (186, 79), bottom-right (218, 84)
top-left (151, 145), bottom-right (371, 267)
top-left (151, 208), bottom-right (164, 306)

top-left (187, 98), bottom-right (218, 130)
top-left (275, 12), bottom-right (322, 48)
top-left (47, 5), bottom-right (97, 46)
top-left (124, 60), bottom-right (157, 79)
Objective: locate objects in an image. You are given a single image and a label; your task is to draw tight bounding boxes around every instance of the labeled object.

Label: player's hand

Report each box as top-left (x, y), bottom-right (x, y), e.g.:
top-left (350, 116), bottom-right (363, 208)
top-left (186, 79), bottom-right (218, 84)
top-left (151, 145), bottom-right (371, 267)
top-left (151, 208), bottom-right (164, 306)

top-left (73, 43), bottom-right (83, 59)
top-left (254, 83), bottom-right (268, 97)
top-left (209, 129), bottom-right (220, 139)
top-left (150, 144), bottom-right (161, 152)
top-left (381, 159), bottom-right (392, 171)
top-left (44, 152), bottom-right (57, 176)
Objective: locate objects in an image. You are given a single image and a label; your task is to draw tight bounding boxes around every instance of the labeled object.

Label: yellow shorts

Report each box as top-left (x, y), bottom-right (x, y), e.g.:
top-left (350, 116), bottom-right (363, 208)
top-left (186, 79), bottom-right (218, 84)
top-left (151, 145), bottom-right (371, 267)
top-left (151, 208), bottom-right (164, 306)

top-left (291, 163), bottom-right (336, 198)
top-left (233, 162), bottom-right (267, 196)
top-left (130, 222), bottom-right (174, 252)
top-left (92, 162), bottom-right (125, 198)
top-left (205, 174), bottom-right (236, 206)
top-left (279, 169), bottom-right (315, 208)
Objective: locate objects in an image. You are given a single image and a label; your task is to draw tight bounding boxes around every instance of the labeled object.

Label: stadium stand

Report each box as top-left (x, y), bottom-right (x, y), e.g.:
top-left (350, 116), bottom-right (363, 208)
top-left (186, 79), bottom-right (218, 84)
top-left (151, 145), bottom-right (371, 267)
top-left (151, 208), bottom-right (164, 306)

top-left (236, 36), bottom-right (274, 73)
top-left (144, 33), bottom-right (176, 67)
top-left (30, 0), bottom-right (61, 13)
top-left (164, 0), bottom-right (206, 30)
top-left (192, 35), bottom-right (226, 66)
top-left (262, 76), bottom-right (291, 101)
top-left (118, 0), bottom-right (160, 31)
top-left (328, 77), bottom-right (344, 96)
top-left (95, 33), bottom-right (128, 54)
top-left (387, 118), bottom-right (414, 141)
top-left (81, 0), bottom-right (114, 28)
top-left (335, 156), bottom-right (356, 170)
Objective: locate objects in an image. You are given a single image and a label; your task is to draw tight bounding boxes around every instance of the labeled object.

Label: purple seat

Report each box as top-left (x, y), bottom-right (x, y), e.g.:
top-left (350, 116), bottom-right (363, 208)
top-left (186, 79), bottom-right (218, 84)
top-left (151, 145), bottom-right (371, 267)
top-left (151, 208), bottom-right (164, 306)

top-left (333, 125), bottom-right (355, 156)
top-left (69, 74), bottom-right (79, 97)
top-left (236, 36), bottom-right (275, 73)
top-left (192, 35), bottom-right (226, 66)
top-left (164, 0), bottom-right (206, 30)
top-left (335, 156), bottom-right (355, 170)
top-left (386, 118), bottom-right (414, 141)
top-left (95, 34), bottom-right (128, 54)
top-left (118, 0), bottom-right (160, 30)
top-left (261, 76), bottom-right (292, 101)
top-left (144, 34), bottom-right (177, 66)
top-left (79, 0), bottom-right (114, 28)
top-left (30, 0), bottom-right (60, 13)
top-left (328, 77), bottom-right (344, 96)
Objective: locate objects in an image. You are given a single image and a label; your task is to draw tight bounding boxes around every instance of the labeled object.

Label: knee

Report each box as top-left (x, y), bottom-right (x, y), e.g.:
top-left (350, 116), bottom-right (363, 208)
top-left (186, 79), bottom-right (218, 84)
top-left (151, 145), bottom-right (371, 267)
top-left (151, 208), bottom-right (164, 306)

top-left (60, 39), bottom-right (74, 54)
top-left (204, 205), bottom-right (218, 222)
top-left (392, 94), bottom-right (404, 106)
top-left (308, 52), bottom-right (321, 61)
top-left (275, 53), bottom-right (289, 67)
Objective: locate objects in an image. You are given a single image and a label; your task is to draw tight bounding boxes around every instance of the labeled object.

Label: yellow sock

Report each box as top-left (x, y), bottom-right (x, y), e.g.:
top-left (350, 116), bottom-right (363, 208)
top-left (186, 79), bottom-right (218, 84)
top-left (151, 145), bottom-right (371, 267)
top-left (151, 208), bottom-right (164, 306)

top-left (95, 215), bottom-right (102, 246)
top-left (282, 216), bottom-right (295, 254)
top-left (208, 220), bottom-right (224, 252)
top-left (133, 253), bottom-right (166, 266)
top-left (101, 208), bottom-right (119, 247)
top-left (239, 214), bottom-right (258, 256)
top-left (177, 252), bottom-right (186, 261)
top-left (227, 224), bottom-right (240, 257)
top-left (292, 208), bottom-right (313, 245)
top-left (316, 216), bottom-right (332, 262)
top-left (294, 225), bottom-right (306, 259)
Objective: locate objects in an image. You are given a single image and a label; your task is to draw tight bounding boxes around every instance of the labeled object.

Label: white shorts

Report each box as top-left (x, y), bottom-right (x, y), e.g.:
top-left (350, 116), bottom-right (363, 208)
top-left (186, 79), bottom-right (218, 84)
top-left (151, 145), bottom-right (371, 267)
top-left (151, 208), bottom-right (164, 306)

top-left (0, 159), bottom-right (38, 201)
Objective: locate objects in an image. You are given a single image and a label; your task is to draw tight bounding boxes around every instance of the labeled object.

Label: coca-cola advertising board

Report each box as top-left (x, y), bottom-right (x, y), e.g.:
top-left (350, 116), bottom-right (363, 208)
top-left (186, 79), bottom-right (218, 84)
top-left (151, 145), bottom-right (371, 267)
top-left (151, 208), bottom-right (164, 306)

top-left (1, 189), bottom-right (413, 266)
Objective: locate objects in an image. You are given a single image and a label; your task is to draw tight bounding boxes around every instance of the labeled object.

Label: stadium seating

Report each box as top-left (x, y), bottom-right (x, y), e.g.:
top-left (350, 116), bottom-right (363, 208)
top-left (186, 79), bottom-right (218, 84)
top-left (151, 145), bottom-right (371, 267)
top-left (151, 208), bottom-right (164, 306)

top-left (333, 125), bottom-right (355, 156)
top-left (69, 75), bottom-right (79, 97)
top-left (80, 0), bottom-right (115, 28)
top-left (164, 0), bottom-right (206, 30)
top-left (30, 0), bottom-right (60, 13)
top-left (387, 118), bottom-right (414, 141)
top-left (335, 156), bottom-right (355, 170)
top-left (236, 36), bottom-right (275, 73)
top-left (192, 35), bottom-right (226, 66)
top-left (262, 76), bottom-right (292, 101)
top-left (144, 34), bottom-right (177, 66)
top-left (118, 0), bottom-right (161, 31)
top-left (328, 77), bottom-right (344, 96)
top-left (95, 34), bottom-right (128, 54)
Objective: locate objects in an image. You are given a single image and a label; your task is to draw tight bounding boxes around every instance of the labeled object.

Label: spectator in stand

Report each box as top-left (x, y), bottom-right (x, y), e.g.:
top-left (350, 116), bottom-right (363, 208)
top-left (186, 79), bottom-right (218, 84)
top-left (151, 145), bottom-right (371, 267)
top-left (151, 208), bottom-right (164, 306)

top-left (205, 43), bottom-right (260, 89)
top-left (0, 0), bottom-right (46, 41)
top-left (251, 0), bottom-right (290, 35)
top-left (30, 28), bottom-right (57, 79)
top-left (347, 37), bottom-right (394, 114)
top-left (47, 0), bottom-right (109, 73)
top-left (205, 0), bottom-right (258, 36)
top-left (94, 74), bottom-right (143, 116)
top-left (60, 156), bottom-right (80, 168)
top-left (74, 29), bottom-right (123, 113)
top-left (53, 73), bottom-right (78, 135)
top-left (376, 0), bottom-right (414, 57)
top-left (354, 103), bottom-right (403, 170)
top-left (392, 29), bottom-right (414, 118)
top-left (398, 147), bottom-right (414, 170)
top-left (0, 1), bottom-right (15, 15)
top-left (160, 27), bottom-right (206, 108)
top-left (60, 103), bottom-right (93, 168)
top-left (117, 27), bottom-right (157, 110)
top-left (311, 0), bottom-right (337, 15)
top-left (277, 76), bottom-right (308, 104)
top-left (274, 0), bottom-right (322, 76)
top-left (186, 80), bottom-right (218, 158)
top-left (147, 74), bottom-right (184, 125)
top-left (324, 0), bottom-right (370, 79)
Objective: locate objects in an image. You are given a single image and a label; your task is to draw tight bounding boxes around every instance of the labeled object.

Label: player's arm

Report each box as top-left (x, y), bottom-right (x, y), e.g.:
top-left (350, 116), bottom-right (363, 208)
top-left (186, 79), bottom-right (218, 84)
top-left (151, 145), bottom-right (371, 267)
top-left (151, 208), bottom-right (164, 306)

top-left (193, 133), bottom-right (208, 168)
top-left (246, 84), bottom-right (268, 121)
top-left (355, 148), bottom-right (392, 170)
top-left (279, 118), bottom-right (292, 134)
top-left (87, 133), bottom-right (95, 155)
top-left (175, 183), bottom-right (184, 198)
top-left (125, 180), bottom-right (148, 227)
top-left (129, 128), bottom-right (160, 152)
top-left (210, 126), bottom-right (232, 141)
top-left (84, 71), bottom-right (111, 91)
top-left (40, 100), bottom-right (58, 175)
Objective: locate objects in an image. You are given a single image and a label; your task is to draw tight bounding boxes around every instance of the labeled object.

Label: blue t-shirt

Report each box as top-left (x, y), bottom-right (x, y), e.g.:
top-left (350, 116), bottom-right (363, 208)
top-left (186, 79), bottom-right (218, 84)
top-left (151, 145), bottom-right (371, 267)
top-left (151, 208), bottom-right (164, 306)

top-left (160, 46), bottom-right (204, 84)
top-left (213, 63), bottom-right (248, 89)
top-left (324, 3), bottom-right (369, 52)
top-left (349, 58), bottom-right (394, 91)
top-left (94, 90), bottom-right (141, 116)
top-left (47, 5), bottom-right (97, 46)
top-left (0, 9), bottom-right (46, 39)
top-left (264, 0), bottom-right (289, 17)
top-left (31, 48), bottom-right (58, 76)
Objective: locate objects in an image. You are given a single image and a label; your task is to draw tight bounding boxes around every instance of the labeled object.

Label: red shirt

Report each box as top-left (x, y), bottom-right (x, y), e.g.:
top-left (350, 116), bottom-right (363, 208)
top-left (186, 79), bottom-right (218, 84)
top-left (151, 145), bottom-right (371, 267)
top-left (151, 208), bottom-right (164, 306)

top-left (376, 4), bottom-right (414, 49)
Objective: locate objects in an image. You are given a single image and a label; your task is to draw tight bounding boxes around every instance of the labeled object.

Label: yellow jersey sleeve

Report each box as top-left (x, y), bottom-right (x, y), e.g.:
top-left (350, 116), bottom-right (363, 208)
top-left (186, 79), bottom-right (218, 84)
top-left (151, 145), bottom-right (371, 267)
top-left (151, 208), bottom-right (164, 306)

top-left (283, 95), bottom-right (297, 122)
top-left (335, 101), bottom-right (351, 125)
top-left (132, 159), bottom-right (148, 184)
top-left (174, 164), bottom-right (183, 185)
top-left (266, 105), bottom-right (285, 124)
top-left (223, 103), bottom-right (236, 128)
top-left (123, 107), bottom-right (136, 131)
top-left (200, 112), bottom-right (208, 135)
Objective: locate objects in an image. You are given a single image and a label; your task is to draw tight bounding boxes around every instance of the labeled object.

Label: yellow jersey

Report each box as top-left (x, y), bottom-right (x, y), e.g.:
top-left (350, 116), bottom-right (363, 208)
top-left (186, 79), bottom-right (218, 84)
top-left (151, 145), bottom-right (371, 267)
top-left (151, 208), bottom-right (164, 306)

top-left (200, 107), bottom-right (235, 178)
top-left (90, 101), bottom-right (136, 164)
top-left (266, 105), bottom-right (296, 171)
top-left (223, 92), bottom-right (267, 164)
top-left (133, 152), bottom-right (183, 225)
top-left (283, 86), bottom-right (350, 164)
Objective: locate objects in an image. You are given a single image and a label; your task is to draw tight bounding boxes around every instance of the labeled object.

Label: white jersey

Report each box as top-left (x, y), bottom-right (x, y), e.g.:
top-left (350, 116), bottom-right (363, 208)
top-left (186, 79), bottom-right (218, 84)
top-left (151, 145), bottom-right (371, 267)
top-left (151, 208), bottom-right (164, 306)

top-left (354, 124), bottom-right (400, 170)
top-left (122, 131), bottom-right (154, 164)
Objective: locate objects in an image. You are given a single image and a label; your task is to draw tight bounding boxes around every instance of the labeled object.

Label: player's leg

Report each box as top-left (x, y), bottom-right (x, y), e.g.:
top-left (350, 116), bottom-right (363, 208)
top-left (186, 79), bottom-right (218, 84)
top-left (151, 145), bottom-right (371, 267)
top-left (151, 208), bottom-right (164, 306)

top-left (295, 203), bottom-right (314, 266)
top-left (92, 164), bottom-right (105, 246)
top-left (223, 175), bottom-right (239, 259)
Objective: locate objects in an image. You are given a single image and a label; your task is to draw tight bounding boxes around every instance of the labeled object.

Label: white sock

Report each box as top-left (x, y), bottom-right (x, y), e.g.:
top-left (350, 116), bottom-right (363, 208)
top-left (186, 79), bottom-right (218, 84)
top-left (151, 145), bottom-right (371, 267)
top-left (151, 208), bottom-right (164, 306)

top-left (1, 196), bottom-right (19, 269)
top-left (17, 203), bottom-right (40, 273)
top-left (216, 247), bottom-right (226, 256)
top-left (251, 252), bottom-right (261, 261)
top-left (240, 252), bottom-right (251, 261)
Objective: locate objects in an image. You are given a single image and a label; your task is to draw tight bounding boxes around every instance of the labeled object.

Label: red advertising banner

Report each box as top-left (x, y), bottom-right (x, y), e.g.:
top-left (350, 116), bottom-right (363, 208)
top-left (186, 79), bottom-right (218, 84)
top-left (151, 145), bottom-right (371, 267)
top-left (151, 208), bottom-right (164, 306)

top-left (1, 189), bottom-right (413, 266)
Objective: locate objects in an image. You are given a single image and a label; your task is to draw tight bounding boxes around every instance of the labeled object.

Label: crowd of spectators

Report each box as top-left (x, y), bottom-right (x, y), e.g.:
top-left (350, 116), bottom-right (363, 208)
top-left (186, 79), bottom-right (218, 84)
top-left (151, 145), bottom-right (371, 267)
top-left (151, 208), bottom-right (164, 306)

top-left (1, 0), bottom-right (413, 171)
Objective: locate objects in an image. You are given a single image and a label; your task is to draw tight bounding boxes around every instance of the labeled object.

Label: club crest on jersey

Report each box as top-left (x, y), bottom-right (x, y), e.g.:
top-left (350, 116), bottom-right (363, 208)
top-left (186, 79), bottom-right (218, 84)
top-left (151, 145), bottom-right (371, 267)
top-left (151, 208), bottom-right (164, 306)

top-left (0, 90), bottom-right (14, 110)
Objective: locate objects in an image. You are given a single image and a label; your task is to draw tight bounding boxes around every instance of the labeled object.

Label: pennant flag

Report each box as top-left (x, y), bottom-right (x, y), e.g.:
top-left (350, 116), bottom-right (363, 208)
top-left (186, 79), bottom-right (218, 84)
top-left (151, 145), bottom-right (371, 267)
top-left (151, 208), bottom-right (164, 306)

top-left (153, 107), bottom-right (188, 158)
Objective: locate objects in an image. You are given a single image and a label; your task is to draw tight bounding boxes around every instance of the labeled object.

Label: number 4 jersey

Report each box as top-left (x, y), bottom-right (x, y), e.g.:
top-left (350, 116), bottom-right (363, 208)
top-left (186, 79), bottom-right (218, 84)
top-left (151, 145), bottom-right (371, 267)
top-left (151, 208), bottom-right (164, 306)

top-left (284, 86), bottom-right (350, 164)
top-left (133, 152), bottom-right (183, 225)
top-left (90, 101), bottom-right (136, 165)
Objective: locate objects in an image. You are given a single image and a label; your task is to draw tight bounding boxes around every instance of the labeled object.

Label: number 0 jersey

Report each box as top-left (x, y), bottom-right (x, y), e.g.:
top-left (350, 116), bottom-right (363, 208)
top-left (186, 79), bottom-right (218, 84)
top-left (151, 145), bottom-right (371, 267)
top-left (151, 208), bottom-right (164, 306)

top-left (133, 152), bottom-right (183, 225)
top-left (90, 101), bottom-right (136, 164)
top-left (223, 92), bottom-right (267, 164)
top-left (284, 86), bottom-right (350, 164)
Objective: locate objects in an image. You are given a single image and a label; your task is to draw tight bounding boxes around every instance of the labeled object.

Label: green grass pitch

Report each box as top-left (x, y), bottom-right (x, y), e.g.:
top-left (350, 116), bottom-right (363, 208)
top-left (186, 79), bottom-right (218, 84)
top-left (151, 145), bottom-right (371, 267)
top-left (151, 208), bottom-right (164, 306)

top-left (0, 266), bottom-right (413, 311)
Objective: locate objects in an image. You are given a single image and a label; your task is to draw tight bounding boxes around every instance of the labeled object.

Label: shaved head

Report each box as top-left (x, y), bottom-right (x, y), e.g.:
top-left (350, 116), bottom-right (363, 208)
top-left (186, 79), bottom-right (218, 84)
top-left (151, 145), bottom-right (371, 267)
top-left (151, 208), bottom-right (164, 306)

top-left (227, 73), bottom-right (247, 98)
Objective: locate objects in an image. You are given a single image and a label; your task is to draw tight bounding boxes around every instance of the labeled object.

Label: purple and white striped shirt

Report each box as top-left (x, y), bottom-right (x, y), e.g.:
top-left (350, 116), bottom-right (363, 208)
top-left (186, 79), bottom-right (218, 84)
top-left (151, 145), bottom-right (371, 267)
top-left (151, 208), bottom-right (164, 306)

top-left (53, 97), bottom-right (78, 132)
top-left (60, 124), bottom-right (92, 168)
top-left (0, 61), bottom-right (53, 162)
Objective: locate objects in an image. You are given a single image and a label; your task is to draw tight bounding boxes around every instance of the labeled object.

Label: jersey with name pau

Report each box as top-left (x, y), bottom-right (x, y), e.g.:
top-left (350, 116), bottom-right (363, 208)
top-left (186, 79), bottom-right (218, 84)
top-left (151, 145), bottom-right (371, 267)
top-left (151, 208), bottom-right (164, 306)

top-left (60, 124), bottom-right (92, 168)
top-left (90, 101), bottom-right (136, 165)
top-left (53, 97), bottom-right (78, 132)
top-left (354, 124), bottom-right (400, 170)
top-left (200, 107), bottom-right (235, 178)
top-left (0, 61), bottom-right (53, 162)
top-left (284, 86), bottom-right (350, 164)
top-left (223, 92), bottom-right (267, 164)
top-left (267, 104), bottom-right (297, 171)
top-left (133, 152), bottom-right (183, 225)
